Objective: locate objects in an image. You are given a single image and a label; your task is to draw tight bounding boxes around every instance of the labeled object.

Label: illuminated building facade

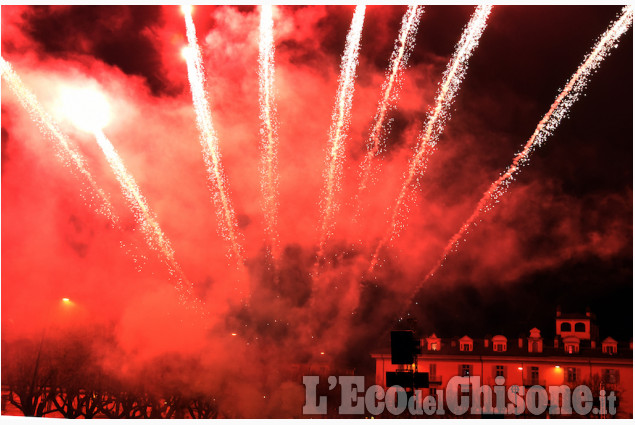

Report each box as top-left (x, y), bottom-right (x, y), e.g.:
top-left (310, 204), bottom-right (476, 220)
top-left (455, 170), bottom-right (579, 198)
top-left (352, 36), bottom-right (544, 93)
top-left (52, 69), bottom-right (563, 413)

top-left (372, 309), bottom-right (633, 418)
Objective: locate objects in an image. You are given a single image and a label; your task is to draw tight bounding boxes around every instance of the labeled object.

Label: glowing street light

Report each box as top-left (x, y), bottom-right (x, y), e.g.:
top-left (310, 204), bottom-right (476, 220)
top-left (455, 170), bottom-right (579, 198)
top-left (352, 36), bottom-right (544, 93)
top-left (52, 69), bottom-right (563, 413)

top-left (181, 5), bottom-right (193, 15)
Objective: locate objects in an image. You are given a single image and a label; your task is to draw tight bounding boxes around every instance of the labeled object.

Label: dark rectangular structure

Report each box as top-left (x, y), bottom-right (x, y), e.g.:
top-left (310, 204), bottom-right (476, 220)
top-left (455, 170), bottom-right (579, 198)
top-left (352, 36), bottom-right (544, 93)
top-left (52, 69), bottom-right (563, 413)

top-left (391, 330), bottom-right (415, 364)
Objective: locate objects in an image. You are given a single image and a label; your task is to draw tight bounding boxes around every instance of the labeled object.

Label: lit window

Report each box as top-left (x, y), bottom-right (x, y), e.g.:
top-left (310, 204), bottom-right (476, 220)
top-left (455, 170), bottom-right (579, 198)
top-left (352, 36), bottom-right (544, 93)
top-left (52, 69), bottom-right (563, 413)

top-left (431, 342), bottom-right (438, 351)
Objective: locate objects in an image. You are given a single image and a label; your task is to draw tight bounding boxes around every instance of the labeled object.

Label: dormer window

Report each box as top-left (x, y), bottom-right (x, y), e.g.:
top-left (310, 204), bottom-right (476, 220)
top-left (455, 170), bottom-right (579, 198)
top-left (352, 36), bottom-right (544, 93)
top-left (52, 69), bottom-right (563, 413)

top-left (426, 334), bottom-right (441, 351)
top-left (459, 336), bottom-right (473, 352)
top-left (602, 337), bottom-right (618, 355)
top-left (528, 328), bottom-right (543, 353)
top-left (492, 335), bottom-right (507, 352)
top-left (563, 336), bottom-right (580, 354)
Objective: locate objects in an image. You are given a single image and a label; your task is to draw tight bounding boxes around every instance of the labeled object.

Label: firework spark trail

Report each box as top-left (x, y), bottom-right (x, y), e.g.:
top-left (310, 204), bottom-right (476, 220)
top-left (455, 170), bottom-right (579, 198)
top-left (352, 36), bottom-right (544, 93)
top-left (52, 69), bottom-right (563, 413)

top-left (2, 58), bottom-right (202, 309)
top-left (183, 7), bottom-right (245, 271)
top-left (93, 130), bottom-right (199, 306)
top-left (258, 5), bottom-right (281, 264)
top-left (0, 58), bottom-right (179, 280)
top-left (315, 6), bottom-right (365, 270)
top-left (402, 5), bottom-right (634, 315)
top-left (369, 6), bottom-right (492, 272)
top-left (0, 57), bottom-right (117, 223)
top-left (357, 6), bottom-right (423, 198)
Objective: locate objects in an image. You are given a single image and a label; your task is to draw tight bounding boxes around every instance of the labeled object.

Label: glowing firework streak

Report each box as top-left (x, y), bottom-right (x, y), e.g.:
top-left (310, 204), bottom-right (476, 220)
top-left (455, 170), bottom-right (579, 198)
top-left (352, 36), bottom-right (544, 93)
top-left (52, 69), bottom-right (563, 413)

top-left (182, 6), bottom-right (245, 268)
top-left (0, 57), bottom-right (117, 222)
top-left (316, 6), bottom-right (366, 266)
top-left (369, 6), bottom-right (492, 271)
top-left (358, 6), bottom-right (423, 196)
top-left (93, 130), bottom-right (196, 303)
top-left (258, 5), bottom-right (281, 263)
top-left (405, 5), bottom-right (633, 313)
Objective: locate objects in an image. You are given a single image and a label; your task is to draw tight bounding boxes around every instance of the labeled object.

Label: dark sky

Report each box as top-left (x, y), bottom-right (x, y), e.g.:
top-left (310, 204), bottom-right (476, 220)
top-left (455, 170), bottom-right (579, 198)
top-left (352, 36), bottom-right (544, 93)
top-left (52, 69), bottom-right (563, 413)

top-left (1, 4), bottom-right (632, 386)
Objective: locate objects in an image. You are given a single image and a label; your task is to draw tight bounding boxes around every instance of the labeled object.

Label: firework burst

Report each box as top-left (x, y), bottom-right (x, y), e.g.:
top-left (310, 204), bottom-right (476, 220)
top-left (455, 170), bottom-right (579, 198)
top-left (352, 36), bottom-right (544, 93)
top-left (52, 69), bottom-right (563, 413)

top-left (369, 5), bottom-right (493, 271)
top-left (92, 130), bottom-right (201, 307)
top-left (401, 5), bottom-right (634, 315)
top-left (315, 6), bottom-right (366, 271)
top-left (357, 6), bottom-right (424, 202)
top-left (182, 6), bottom-right (246, 275)
top-left (0, 57), bottom-right (117, 223)
top-left (258, 5), bottom-right (282, 265)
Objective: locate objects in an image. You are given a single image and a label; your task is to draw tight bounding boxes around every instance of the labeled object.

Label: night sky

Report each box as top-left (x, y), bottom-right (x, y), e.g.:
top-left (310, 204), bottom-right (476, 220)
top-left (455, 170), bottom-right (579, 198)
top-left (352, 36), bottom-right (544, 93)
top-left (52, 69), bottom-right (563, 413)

top-left (1, 4), bottom-right (632, 405)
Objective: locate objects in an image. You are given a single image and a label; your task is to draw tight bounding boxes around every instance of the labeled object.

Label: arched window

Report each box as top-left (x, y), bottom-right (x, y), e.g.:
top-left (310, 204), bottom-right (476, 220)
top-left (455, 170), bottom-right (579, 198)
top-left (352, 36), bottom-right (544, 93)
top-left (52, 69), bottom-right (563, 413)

top-left (560, 322), bottom-right (571, 332)
top-left (574, 322), bottom-right (585, 332)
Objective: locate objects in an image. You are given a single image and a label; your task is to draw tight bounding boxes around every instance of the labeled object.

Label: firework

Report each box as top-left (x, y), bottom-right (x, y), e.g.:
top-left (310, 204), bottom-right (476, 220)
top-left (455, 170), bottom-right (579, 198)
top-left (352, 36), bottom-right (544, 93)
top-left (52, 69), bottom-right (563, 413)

top-left (258, 5), bottom-right (281, 264)
top-left (357, 6), bottom-right (424, 199)
top-left (182, 6), bottom-right (245, 271)
top-left (1, 59), bottom-right (201, 307)
top-left (0, 57), bottom-right (117, 223)
top-left (404, 5), bottom-right (634, 313)
top-left (93, 130), bottom-right (200, 306)
top-left (369, 6), bottom-right (493, 271)
top-left (315, 6), bottom-right (366, 269)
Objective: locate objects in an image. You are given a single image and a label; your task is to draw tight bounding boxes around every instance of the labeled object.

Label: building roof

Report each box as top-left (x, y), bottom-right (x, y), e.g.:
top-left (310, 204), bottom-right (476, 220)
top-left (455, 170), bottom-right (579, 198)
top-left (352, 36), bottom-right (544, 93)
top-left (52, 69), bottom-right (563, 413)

top-left (373, 337), bottom-right (632, 360)
top-left (556, 313), bottom-right (595, 320)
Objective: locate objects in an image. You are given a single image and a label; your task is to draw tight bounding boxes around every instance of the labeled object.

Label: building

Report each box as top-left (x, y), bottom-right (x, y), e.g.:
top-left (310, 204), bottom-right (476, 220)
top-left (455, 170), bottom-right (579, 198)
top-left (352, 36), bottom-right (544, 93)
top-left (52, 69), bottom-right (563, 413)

top-left (371, 309), bottom-right (632, 418)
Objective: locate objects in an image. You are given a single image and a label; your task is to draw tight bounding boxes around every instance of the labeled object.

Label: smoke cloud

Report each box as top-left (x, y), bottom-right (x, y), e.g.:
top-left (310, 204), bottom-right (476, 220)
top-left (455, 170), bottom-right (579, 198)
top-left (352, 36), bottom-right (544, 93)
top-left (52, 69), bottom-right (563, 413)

top-left (2, 5), bottom-right (631, 418)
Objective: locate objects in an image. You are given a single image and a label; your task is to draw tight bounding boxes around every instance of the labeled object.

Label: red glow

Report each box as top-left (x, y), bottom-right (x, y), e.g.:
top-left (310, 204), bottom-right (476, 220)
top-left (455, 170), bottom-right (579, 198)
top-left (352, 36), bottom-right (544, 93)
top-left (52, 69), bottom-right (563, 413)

top-left (0, 5), bottom-right (631, 419)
